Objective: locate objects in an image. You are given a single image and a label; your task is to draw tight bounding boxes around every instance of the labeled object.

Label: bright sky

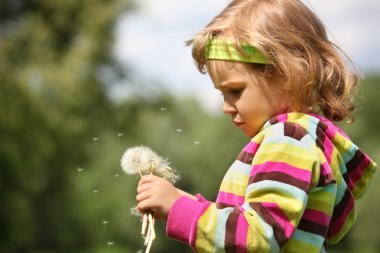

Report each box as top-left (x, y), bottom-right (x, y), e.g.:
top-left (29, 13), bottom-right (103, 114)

top-left (113, 0), bottom-right (380, 112)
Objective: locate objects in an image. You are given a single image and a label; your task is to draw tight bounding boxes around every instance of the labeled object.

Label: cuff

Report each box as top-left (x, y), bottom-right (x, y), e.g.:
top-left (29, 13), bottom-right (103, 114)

top-left (195, 193), bottom-right (207, 203)
top-left (166, 196), bottom-right (205, 244)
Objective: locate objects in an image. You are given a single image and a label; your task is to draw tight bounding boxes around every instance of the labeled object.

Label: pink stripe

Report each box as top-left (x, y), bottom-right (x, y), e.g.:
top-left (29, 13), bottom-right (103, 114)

top-left (324, 125), bottom-right (337, 140)
top-left (346, 177), bottom-right (354, 190)
top-left (235, 213), bottom-right (248, 253)
top-left (320, 162), bottom-right (333, 176)
top-left (189, 202), bottom-right (211, 250)
top-left (311, 113), bottom-right (350, 139)
top-left (243, 142), bottom-right (260, 154)
top-left (323, 138), bottom-right (333, 164)
top-left (262, 202), bottom-right (295, 238)
top-left (216, 191), bottom-right (245, 206)
top-left (302, 209), bottom-right (331, 227)
top-left (251, 162), bottom-right (311, 182)
top-left (276, 113), bottom-right (288, 122)
top-left (328, 196), bottom-right (355, 237)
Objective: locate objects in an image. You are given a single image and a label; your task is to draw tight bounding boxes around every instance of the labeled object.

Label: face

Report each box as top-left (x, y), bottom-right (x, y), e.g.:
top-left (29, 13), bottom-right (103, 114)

top-left (207, 60), bottom-right (286, 137)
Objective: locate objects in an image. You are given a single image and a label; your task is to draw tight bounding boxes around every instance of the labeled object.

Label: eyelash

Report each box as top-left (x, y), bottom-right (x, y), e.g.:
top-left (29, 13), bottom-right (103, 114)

top-left (230, 89), bottom-right (242, 95)
top-left (219, 88), bottom-right (242, 97)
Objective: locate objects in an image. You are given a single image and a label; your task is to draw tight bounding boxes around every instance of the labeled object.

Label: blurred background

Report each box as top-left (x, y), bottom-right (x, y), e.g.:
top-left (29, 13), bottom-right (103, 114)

top-left (0, 0), bottom-right (379, 253)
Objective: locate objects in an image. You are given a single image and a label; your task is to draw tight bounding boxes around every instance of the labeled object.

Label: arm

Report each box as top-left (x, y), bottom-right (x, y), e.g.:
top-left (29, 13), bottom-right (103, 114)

top-left (166, 131), bottom-right (319, 252)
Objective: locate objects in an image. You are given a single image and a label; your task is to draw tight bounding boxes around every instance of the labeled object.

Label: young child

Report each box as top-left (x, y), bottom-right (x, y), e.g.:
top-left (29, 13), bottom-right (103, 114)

top-left (136, 0), bottom-right (377, 252)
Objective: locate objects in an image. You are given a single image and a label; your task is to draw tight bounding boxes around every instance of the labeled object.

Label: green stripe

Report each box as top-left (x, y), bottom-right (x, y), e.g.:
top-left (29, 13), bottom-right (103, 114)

top-left (205, 37), bottom-right (268, 64)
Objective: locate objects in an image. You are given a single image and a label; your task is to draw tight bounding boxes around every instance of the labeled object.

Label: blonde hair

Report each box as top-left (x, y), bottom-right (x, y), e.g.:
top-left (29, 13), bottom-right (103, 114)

top-left (188, 0), bottom-right (359, 122)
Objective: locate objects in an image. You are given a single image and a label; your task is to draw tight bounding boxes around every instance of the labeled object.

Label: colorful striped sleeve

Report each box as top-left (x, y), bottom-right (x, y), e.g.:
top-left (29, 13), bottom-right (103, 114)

top-left (166, 122), bottom-right (321, 252)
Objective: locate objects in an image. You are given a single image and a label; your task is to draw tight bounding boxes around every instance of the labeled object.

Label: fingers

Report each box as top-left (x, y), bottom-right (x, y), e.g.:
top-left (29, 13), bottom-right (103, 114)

top-left (138, 175), bottom-right (161, 186)
top-left (136, 190), bottom-right (151, 202)
top-left (136, 182), bottom-right (152, 194)
top-left (136, 181), bottom-right (157, 211)
top-left (137, 198), bottom-right (158, 212)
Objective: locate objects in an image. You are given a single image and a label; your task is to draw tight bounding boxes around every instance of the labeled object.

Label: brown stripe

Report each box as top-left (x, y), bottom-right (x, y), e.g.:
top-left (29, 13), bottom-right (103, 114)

top-left (269, 116), bottom-right (280, 125)
top-left (342, 173), bottom-right (351, 188)
top-left (316, 126), bottom-right (326, 151)
top-left (346, 149), bottom-right (365, 174)
top-left (283, 123), bottom-right (308, 141)
top-left (330, 188), bottom-right (352, 223)
top-left (237, 151), bottom-right (254, 164)
top-left (298, 218), bottom-right (329, 237)
top-left (317, 173), bottom-right (336, 187)
top-left (250, 202), bottom-right (288, 247)
top-left (216, 202), bottom-right (235, 209)
top-left (249, 171), bottom-right (311, 192)
top-left (225, 207), bottom-right (240, 253)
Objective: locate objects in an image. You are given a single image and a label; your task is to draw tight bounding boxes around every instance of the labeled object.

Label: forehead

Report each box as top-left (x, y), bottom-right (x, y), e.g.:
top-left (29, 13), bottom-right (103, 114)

top-left (206, 60), bottom-right (261, 87)
top-left (207, 60), bottom-right (247, 79)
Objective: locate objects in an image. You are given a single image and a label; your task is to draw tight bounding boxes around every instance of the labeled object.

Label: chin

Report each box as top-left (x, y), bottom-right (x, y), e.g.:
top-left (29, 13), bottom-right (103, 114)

top-left (243, 130), bottom-right (255, 138)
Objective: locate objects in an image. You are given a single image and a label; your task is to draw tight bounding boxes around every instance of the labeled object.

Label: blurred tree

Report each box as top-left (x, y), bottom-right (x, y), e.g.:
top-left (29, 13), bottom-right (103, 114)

top-left (0, 0), bottom-right (134, 252)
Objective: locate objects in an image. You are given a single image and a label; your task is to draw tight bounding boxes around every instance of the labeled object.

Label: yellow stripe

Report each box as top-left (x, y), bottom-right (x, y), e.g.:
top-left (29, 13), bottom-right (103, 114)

top-left (309, 189), bottom-right (336, 203)
top-left (220, 173), bottom-right (249, 196)
top-left (247, 191), bottom-right (305, 227)
top-left (254, 148), bottom-right (316, 171)
top-left (333, 133), bottom-right (353, 154)
top-left (244, 211), bottom-right (273, 252)
top-left (282, 238), bottom-right (321, 253)
top-left (306, 198), bottom-right (334, 214)
top-left (195, 204), bottom-right (218, 252)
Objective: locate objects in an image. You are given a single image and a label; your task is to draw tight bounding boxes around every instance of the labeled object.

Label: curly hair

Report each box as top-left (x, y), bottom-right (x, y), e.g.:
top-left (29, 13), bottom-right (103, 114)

top-left (188, 0), bottom-right (359, 122)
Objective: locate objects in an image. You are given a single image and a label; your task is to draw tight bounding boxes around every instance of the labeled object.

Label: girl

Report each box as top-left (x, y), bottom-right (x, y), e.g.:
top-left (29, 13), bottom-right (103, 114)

top-left (136, 0), bottom-right (377, 252)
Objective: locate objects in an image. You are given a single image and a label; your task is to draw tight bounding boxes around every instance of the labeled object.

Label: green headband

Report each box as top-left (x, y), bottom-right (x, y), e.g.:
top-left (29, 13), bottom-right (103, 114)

top-left (205, 37), bottom-right (268, 64)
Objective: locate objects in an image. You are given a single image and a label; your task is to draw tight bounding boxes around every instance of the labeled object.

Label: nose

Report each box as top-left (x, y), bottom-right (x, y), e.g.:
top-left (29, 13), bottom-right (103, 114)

top-left (223, 99), bottom-right (236, 115)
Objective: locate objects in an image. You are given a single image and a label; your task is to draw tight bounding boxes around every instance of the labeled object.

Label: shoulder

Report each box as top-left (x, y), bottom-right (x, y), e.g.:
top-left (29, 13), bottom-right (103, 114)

top-left (254, 119), bottom-right (317, 150)
top-left (239, 113), bottom-right (323, 163)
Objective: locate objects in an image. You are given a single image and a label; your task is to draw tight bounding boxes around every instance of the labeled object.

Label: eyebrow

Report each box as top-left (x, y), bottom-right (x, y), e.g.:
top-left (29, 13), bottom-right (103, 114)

top-left (219, 80), bottom-right (244, 89)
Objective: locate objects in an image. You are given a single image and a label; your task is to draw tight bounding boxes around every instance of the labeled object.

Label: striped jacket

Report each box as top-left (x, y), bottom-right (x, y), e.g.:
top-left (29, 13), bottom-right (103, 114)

top-left (166, 112), bottom-right (376, 253)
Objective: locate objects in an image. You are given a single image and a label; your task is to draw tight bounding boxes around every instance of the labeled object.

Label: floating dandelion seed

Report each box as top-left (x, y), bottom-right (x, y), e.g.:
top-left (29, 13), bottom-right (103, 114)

top-left (77, 167), bottom-right (84, 175)
top-left (102, 220), bottom-right (109, 228)
top-left (107, 241), bottom-right (114, 248)
top-left (117, 133), bottom-right (124, 137)
top-left (93, 137), bottom-right (99, 141)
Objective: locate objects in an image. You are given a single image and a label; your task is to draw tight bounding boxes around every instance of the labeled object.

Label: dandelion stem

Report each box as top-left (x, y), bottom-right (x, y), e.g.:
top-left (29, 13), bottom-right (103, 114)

top-left (141, 213), bottom-right (148, 236)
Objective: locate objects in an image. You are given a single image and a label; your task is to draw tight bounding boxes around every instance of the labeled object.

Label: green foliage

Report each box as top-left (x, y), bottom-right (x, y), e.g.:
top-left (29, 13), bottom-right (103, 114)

top-left (0, 0), bottom-right (134, 251)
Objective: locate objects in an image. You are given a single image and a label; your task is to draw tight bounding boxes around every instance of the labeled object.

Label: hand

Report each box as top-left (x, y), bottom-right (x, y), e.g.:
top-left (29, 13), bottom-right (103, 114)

top-left (136, 175), bottom-right (182, 220)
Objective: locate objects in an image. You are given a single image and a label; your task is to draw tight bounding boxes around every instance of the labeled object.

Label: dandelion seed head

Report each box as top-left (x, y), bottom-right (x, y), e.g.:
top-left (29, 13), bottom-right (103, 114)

top-left (121, 146), bottom-right (180, 183)
top-left (121, 146), bottom-right (164, 175)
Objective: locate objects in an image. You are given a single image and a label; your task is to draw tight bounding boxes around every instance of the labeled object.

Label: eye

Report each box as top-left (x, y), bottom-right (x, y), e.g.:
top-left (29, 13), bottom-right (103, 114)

top-left (230, 88), bottom-right (242, 96)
